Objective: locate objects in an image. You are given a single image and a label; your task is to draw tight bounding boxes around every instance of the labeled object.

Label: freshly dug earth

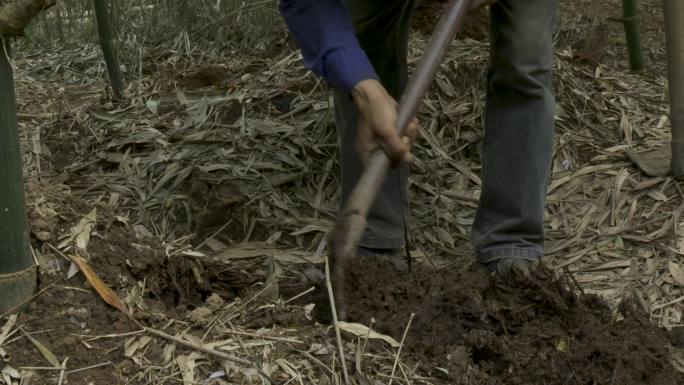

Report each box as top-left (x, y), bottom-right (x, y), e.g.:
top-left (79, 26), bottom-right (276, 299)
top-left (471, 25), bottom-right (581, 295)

top-left (340, 258), bottom-right (683, 385)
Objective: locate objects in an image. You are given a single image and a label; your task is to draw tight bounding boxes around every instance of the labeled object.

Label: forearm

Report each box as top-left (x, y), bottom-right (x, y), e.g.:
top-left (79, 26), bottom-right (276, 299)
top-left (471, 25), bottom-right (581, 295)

top-left (279, 0), bottom-right (377, 92)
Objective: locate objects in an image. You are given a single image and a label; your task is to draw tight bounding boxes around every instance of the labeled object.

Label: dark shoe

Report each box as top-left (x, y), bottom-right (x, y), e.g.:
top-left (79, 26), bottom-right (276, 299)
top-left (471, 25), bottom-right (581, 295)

top-left (481, 258), bottom-right (540, 277)
top-left (357, 246), bottom-right (401, 257)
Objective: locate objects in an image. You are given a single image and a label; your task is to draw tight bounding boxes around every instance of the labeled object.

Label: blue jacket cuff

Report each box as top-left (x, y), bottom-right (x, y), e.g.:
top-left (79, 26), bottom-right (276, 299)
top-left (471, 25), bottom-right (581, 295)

top-left (323, 47), bottom-right (378, 93)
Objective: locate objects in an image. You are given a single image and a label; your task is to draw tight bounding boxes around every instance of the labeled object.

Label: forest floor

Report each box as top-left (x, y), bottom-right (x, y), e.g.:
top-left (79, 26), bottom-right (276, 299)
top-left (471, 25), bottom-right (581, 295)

top-left (3, 0), bottom-right (684, 384)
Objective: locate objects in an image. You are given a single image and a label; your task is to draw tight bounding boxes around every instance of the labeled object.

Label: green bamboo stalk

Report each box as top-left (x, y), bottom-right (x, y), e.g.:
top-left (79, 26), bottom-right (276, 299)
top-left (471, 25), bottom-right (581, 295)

top-left (93, 0), bottom-right (124, 100)
top-left (55, 4), bottom-right (65, 45)
top-left (0, 37), bottom-right (37, 314)
top-left (622, 0), bottom-right (644, 71)
top-left (664, 0), bottom-right (684, 178)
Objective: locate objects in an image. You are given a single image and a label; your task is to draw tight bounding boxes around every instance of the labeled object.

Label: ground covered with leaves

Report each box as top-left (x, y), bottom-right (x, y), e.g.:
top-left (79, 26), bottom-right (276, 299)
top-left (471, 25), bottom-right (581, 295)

top-left (2, 0), bottom-right (684, 384)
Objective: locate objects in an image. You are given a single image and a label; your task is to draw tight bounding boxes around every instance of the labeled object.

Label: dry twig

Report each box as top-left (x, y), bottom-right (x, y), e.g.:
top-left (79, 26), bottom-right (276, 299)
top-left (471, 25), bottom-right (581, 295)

top-left (388, 313), bottom-right (415, 385)
top-left (144, 326), bottom-right (252, 366)
top-left (325, 256), bottom-right (349, 385)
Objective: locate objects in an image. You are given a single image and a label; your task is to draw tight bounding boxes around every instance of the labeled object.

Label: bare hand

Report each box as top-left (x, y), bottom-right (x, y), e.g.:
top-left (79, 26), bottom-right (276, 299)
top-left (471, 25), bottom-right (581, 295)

top-left (350, 79), bottom-right (419, 165)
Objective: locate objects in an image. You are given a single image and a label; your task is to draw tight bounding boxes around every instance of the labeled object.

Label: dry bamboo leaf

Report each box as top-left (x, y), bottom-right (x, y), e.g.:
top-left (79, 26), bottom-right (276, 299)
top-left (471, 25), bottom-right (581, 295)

top-left (647, 190), bottom-right (668, 202)
top-left (585, 260), bottom-right (632, 271)
top-left (206, 238), bottom-right (228, 252)
top-left (216, 243), bottom-right (324, 264)
top-left (0, 315), bottom-right (17, 348)
top-left (217, 242), bottom-right (270, 259)
top-left (162, 343), bottom-right (175, 365)
top-left (75, 208), bottom-right (97, 250)
top-left (548, 164), bottom-right (626, 193)
top-left (205, 370), bottom-right (227, 382)
top-left (176, 352), bottom-right (203, 385)
top-left (57, 208), bottom-right (97, 250)
top-left (68, 255), bottom-right (128, 314)
top-left (275, 358), bottom-right (301, 384)
top-left (21, 329), bottom-right (60, 368)
top-left (148, 163), bottom-right (180, 198)
top-left (124, 336), bottom-right (152, 357)
top-left (337, 321), bottom-right (400, 348)
top-left (1, 365), bottom-right (20, 384)
top-left (620, 112), bottom-right (633, 146)
top-left (669, 262), bottom-right (684, 287)
top-left (669, 345), bottom-right (684, 374)
top-left (677, 224), bottom-right (684, 255)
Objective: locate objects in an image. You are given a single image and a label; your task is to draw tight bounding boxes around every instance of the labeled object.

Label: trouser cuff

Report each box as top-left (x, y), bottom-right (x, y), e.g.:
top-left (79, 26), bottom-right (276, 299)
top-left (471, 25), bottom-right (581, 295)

top-left (477, 248), bottom-right (542, 264)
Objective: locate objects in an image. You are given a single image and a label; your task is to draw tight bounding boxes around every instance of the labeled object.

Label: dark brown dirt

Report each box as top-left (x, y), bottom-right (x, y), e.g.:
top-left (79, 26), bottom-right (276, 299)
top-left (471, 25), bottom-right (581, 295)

top-left (8, 279), bottom-right (140, 385)
top-left (177, 65), bottom-right (232, 89)
top-left (413, 0), bottom-right (491, 40)
top-left (87, 225), bottom-right (264, 314)
top-left (9, 187), bottom-right (270, 385)
top-left (339, 258), bottom-right (683, 385)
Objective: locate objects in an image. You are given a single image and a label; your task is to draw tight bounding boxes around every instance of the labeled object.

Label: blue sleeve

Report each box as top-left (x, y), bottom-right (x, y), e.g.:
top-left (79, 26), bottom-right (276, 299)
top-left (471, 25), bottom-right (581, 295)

top-left (279, 0), bottom-right (377, 92)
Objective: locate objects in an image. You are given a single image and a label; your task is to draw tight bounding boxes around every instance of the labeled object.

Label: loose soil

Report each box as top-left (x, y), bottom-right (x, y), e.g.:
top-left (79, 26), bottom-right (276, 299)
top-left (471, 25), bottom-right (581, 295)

top-left (8, 192), bottom-right (270, 385)
top-left (413, 0), bottom-right (490, 39)
top-left (336, 257), bottom-right (683, 385)
top-left (8, 279), bottom-right (141, 384)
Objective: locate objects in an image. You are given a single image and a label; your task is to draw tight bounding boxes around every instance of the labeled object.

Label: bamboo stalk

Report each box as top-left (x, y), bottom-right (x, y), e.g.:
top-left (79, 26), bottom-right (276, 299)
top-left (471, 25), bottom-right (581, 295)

top-left (0, 37), bottom-right (36, 314)
top-left (622, 0), bottom-right (644, 71)
top-left (92, 0), bottom-right (124, 100)
top-left (664, 0), bottom-right (684, 178)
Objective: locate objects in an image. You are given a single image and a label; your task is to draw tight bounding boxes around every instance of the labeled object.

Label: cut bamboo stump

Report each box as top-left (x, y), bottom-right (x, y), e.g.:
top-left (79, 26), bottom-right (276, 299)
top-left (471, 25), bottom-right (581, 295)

top-left (0, 37), bottom-right (36, 314)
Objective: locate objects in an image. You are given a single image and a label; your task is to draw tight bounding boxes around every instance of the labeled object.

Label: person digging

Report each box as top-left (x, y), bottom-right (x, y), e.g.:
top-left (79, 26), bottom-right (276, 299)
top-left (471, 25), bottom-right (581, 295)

top-left (279, 0), bottom-right (557, 283)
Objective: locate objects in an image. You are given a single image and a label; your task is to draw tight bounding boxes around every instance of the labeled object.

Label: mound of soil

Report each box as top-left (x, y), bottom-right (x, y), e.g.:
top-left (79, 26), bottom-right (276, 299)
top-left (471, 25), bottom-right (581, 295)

top-left (340, 258), bottom-right (682, 385)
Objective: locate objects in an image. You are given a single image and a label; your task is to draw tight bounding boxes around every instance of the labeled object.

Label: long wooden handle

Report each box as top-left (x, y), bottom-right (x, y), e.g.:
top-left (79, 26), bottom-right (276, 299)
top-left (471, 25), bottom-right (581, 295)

top-left (330, 0), bottom-right (477, 264)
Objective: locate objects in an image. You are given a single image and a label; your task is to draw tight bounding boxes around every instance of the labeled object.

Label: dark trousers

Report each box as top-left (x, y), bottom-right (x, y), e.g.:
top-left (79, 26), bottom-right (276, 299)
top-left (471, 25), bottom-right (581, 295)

top-left (334, 0), bottom-right (559, 263)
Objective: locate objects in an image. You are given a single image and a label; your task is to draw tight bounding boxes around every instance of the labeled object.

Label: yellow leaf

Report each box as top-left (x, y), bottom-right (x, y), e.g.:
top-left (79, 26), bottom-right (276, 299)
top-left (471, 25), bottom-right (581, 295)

top-left (556, 339), bottom-right (568, 352)
top-left (22, 329), bottom-right (60, 368)
top-left (68, 255), bottom-right (128, 314)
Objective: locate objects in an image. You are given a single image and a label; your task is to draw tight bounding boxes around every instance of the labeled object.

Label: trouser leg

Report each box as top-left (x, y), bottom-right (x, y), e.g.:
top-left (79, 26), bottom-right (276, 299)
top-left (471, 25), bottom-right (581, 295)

top-left (472, 0), bottom-right (559, 263)
top-left (333, 0), bottom-right (415, 249)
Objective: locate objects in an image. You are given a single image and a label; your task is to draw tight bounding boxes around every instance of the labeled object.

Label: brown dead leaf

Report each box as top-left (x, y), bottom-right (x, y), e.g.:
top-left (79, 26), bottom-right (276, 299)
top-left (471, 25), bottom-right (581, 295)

top-left (21, 328), bottom-right (60, 368)
top-left (337, 321), bottom-right (400, 348)
top-left (68, 255), bottom-right (128, 314)
top-left (669, 262), bottom-right (684, 287)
